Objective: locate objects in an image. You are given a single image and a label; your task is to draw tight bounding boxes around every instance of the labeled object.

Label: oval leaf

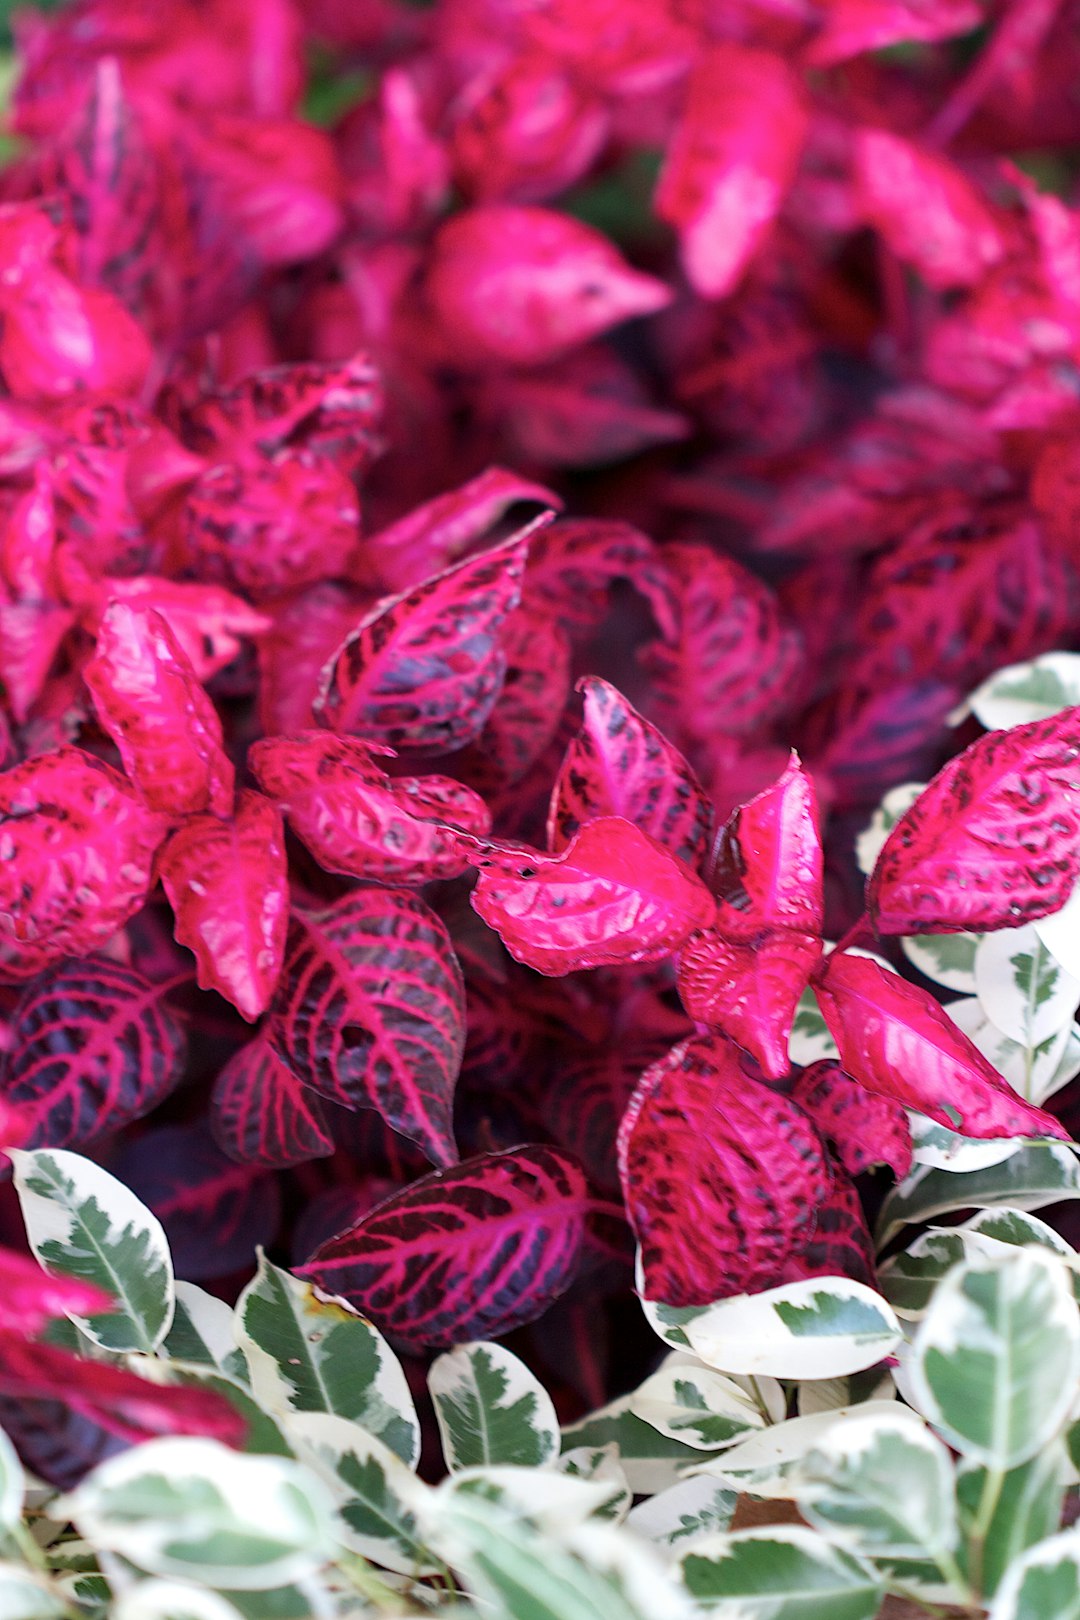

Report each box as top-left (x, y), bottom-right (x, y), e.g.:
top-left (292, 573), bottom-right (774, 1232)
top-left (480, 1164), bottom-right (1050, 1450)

top-left (679, 1278), bottom-right (902, 1380)
top-left (628, 1360), bottom-right (764, 1453)
top-left (11, 1147), bottom-right (174, 1354)
top-left (269, 888), bottom-right (465, 1167)
top-left (988, 1527), bottom-right (1080, 1620)
top-left (868, 706), bottom-right (1080, 934)
top-left (790, 1062), bottom-right (913, 1179)
top-left (465, 816), bottom-right (716, 976)
top-left (618, 1035), bottom-right (832, 1305)
top-left (211, 1033), bottom-right (333, 1169)
top-left (298, 1145), bottom-right (589, 1351)
top-left (679, 1525), bottom-right (882, 1620)
top-left (429, 1341), bottom-right (559, 1472)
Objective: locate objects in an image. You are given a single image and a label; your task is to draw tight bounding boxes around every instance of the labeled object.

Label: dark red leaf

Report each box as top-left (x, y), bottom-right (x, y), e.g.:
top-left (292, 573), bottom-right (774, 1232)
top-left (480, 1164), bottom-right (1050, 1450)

top-left (0, 749), bottom-right (169, 980)
top-left (868, 704), bottom-right (1080, 933)
top-left (0, 1246), bottom-right (113, 1334)
top-left (249, 730), bottom-right (490, 884)
top-left (639, 543), bottom-right (803, 747)
top-left (791, 1060), bottom-right (913, 1179)
top-left (315, 529), bottom-right (534, 753)
top-left (464, 817), bottom-right (717, 975)
top-left (268, 889), bottom-right (465, 1167)
top-left (549, 676), bottom-right (714, 869)
top-left (525, 518), bottom-right (677, 642)
top-left (2, 957), bottom-right (187, 1150)
top-left (617, 1035), bottom-right (832, 1306)
top-left (211, 1031), bottom-right (333, 1169)
top-left (779, 1171), bottom-right (876, 1290)
top-left (298, 1144), bottom-right (590, 1350)
top-left (158, 792), bottom-right (288, 1023)
top-left (85, 602), bottom-right (234, 818)
top-left (258, 582), bottom-right (368, 737)
top-left (677, 930), bottom-right (822, 1081)
top-left (815, 951), bottom-right (1071, 1140)
top-left (456, 601), bottom-right (573, 793)
top-left (355, 466), bottom-right (561, 594)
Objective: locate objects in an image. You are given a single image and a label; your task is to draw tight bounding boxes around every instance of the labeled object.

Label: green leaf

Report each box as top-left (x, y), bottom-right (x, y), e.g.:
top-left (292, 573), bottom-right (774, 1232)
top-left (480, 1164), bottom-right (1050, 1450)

top-left (10, 1148), bottom-right (173, 1354)
top-left (113, 1582), bottom-right (248, 1620)
top-left (284, 1411), bottom-right (439, 1577)
top-left (430, 1342), bottom-right (559, 1472)
top-left (974, 927), bottom-right (1080, 1050)
top-left (679, 1526), bottom-right (882, 1620)
top-left (796, 1410), bottom-right (957, 1562)
top-left (0, 1565), bottom-right (68, 1620)
top-left (880, 1207), bottom-right (1076, 1318)
top-left (556, 1446), bottom-right (631, 1522)
top-left (901, 932), bottom-right (982, 992)
top-left (157, 1364), bottom-right (294, 1459)
top-left (235, 1254), bottom-right (418, 1466)
top-left (428, 1489), bottom-right (695, 1620)
top-left (165, 1283), bottom-right (247, 1381)
top-left (60, 1438), bottom-right (335, 1590)
top-left (911, 1249), bottom-right (1080, 1468)
top-left (561, 1397), bottom-right (728, 1496)
top-left (968, 653), bottom-right (1080, 732)
top-left (876, 1142), bottom-right (1080, 1247)
top-left (628, 1360), bottom-right (764, 1451)
top-left (957, 1442), bottom-right (1068, 1599)
top-left (442, 1465), bottom-right (625, 1533)
top-left (680, 1278), bottom-right (902, 1380)
top-left (987, 1527), bottom-right (1080, 1620)
top-left (626, 1476), bottom-right (737, 1554)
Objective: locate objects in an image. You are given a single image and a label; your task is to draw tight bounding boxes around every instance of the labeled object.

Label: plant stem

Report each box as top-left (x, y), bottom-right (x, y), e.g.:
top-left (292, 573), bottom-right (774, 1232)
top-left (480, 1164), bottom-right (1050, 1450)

top-left (966, 1464), bottom-right (1006, 1600)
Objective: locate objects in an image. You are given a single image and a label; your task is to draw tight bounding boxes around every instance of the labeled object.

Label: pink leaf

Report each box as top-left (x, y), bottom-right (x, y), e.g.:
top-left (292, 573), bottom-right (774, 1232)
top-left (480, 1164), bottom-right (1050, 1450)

top-left (0, 600), bottom-right (76, 723)
top-left (639, 543), bottom-right (803, 746)
top-left (549, 676), bottom-right (714, 869)
top-left (655, 43), bottom-right (808, 300)
top-left (525, 517), bottom-right (678, 641)
top-left (158, 792), bottom-right (288, 1024)
top-left (268, 889), bottom-right (465, 1167)
top-left (90, 578), bottom-right (271, 684)
top-left (0, 1247), bottom-right (113, 1336)
top-left (3, 957), bottom-right (187, 1150)
top-left (356, 466), bottom-right (562, 594)
top-left (298, 1144), bottom-right (589, 1350)
top-left (617, 1035), bottom-right (832, 1305)
top-left (456, 601), bottom-right (573, 793)
top-left (779, 1171), bottom-right (876, 1290)
top-left (854, 129), bottom-right (1006, 290)
top-left (463, 817), bottom-right (717, 975)
top-left (0, 268), bottom-right (153, 403)
top-left (426, 205), bottom-right (671, 365)
top-left (257, 581), bottom-right (366, 736)
top-left (315, 530), bottom-right (532, 752)
top-left (85, 602), bottom-right (234, 818)
top-left (814, 951), bottom-right (1070, 1140)
top-left (806, 0), bottom-right (983, 67)
top-left (211, 1031), bottom-right (333, 1169)
top-left (250, 730), bottom-right (491, 883)
top-left (0, 749), bottom-right (168, 979)
top-left (791, 1060), bottom-right (913, 1179)
top-left (868, 705), bottom-right (1080, 933)
top-left (677, 930), bottom-right (823, 1081)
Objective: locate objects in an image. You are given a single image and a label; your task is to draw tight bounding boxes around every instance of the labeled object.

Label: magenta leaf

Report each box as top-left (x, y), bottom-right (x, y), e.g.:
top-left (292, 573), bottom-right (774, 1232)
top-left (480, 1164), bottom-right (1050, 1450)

top-left (426, 205), bottom-right (671, 365)
top-left (814, 951), bottom-right (1070, 1140)
top-left (791, 1060), bottom-right (913, 1179)
top-left (315, 530), bottom-right (533, 752)
top-left (779, 1171), bottom-right (876, 1290)
top-left (854, 129), bottom-right (1005, 289)
top-left (211, 1031), bottom-right (333, 1169)
top-left (357, 466), bottom-right (562, 593)
top-left (868, 705), bottom-right (1080, 933)
top-left (655, 43), bottom-right (807, 299)
top-left (639, 543), bottom-right (803, 746)
top-left (85, 601), bottom-right (234, 818)
top-left (0, 1246), bottom-right (113, 1335)
top-left (525, 518), bottom-right (677, 642)
top-left (806, 0), bottom-right (981, 66)
top-left (258, 581), bottom-right (367, 737)
top-left (677, 930), bottom-right (823, 1081)
top-left (0, 749), bottom-right (169, 979)
top-left (457, 601), bottom-right (574, 793)
top-left (269, 888), bottom-right (465, 1167)
top-left (617, 1035), bottom-right (832, 1306)
top-left (2, 957), bottom-right (187, 1150)
top-left (464, 817), bottom-right (717, 975)
top-left (298, 1144), bottom-right (590, 1350)
top-left (250, 730), bottom-right (490, 883)
top-left (158, 792), bottom-right (288, 1023)
top-left (549, 676), bottom-right (714, 869)
top-left (90, 577), bottom-right (271, 684)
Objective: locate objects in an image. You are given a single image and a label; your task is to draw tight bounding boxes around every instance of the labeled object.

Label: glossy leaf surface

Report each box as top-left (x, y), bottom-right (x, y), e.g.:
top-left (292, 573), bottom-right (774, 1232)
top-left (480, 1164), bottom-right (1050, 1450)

top-left (790, 1061), bottom-right (913, 1179)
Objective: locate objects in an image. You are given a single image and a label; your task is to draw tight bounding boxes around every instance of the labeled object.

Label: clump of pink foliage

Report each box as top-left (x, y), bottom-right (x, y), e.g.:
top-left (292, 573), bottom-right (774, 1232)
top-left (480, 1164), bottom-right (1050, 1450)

top-left (1, 0), bottom-right (1080, 1474)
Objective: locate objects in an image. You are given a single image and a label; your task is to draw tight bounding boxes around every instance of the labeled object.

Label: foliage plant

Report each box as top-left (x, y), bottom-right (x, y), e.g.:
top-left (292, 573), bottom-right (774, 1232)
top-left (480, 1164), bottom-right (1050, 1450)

top-left (0, 0), bottom-right (1080, 1612)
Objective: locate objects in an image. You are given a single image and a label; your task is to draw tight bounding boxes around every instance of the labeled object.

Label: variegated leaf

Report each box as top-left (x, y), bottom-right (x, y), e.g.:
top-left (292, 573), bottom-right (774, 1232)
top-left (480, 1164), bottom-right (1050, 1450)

top-left (677, 1278), bottom-right (902, 1381)
top-left (877, 1142), bottom-right (1080, 1246)
top-left (429, 1342), bottom-right (558, 1472)
top-left (628, 1359), bottom-right (764, 1452)
top-left (679, 1525), bottom-right (882, 1620)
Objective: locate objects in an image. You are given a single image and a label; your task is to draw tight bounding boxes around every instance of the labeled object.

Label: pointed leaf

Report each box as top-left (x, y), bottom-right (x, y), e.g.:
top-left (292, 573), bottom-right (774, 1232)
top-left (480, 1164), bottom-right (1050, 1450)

top-left (855, 129), bottom-right (1005, 289)
top-left (464, 817), bottom-right (716, 976)
top-left (95, 578), bottom-right (271, 686)
top-left (679, 1525), bottom-right (882, 1620)
top-left (85, 602), bottom-right (234, 817)
top-left (298, 1145), bottom-right (589, 1351)
top-left (250, 730), bottom-right (490, 883)
top-left (868, 705), bottom-right (1080, 934)
top-left (269, 889), bottom-right (464, 1167)
top-left (211, 1033), bottom-right (333, 1169)
top-left (0, 1245), bottom-right (114, 1337)
top-left (549, 677), bottom-right (713, 869)
top-left (11, 1147), bottom-right (173, 1353)
top-left (235, 1254), bottom-right (419, 1467)
top-left (877, 1141), bottom-right (1080, 1246)
top-left (815, 952), bottom-right (1068, 1140)
top-left (429, 1342), bottom-right (559, 1471)
top-left (617, 1035), bottom-right (832, 1305)
top-left (678, 929), bottom-right (823, 1079)
top-left (2, 957), bottom-right (187, 1150)
top-left (973, 925), bottom-right (1080, 1046)
top-left (790, 1062), bottom-right (913, 1179)
top-left (315, 531), bottom-right (532, 752)
top-left (165, 1281), bottom-right (248, 1378)
top-left (158, 792), bottom-right (288, 1023)
top-left (910, 1249), bottom-right (1080, 1468)
top-left (0, 748), bottom-right (168, 979)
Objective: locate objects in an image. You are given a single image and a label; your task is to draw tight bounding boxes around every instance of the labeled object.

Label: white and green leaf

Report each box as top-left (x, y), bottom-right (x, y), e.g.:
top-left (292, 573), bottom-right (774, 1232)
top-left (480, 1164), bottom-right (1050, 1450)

top-left (440, 1465), bottom-right (623, 1535)
top-left (626, 1476), bottom-right (738, 1558)
top-left (561, 1396), bottom-right (729, 1496)
top-left (681, 1278), bottom-right (902, 1381)
top-left (556, 1446), bottom-right (631, 1522)
top-left (679, 1525), bottom-right (883, 1620)
top-left (0, 1426), bottom-right (23, 1537)
top-left (946, 994), bottom-right (1075, 1107)
top-left (235, 1255), bottom-right (418, 1467)
top-left (1035, 881), bottom-right (1080, 981)
top-left (429, 1342), bottom-right (558, 1472)
top-left (11, 1148), bottom-right (173, 1354)
top-left (988, 1526), bottom-right (1080, 1620)
top-left (628, 1360), bottom-right (764, 1452)
top-left (112, 1582), bottom-right (247, 1620)
top-left (901, 932), bottom-right (982, 993)
top-left (910, 1249), bottom-right (1080, 1468)
top-left (957, 1441), bottom-right (1068, 1600)
top-left (967, 653), bottom-right (1080, 732)
top-left (876, 1142), bottom-right (1080, 1247)
top-left (686, 1404), bottom-right (903, 1498)
top-left (974, 927), bottom-right (1080, 1049)
top-left (0, 1565), bottom-right (68, 1620)
top-left (881, 1208), bottom-right (1075, 1318)
top-left (854, 784), bottom-right (925, 877)
top-left (907, 1113), bottom-right (1021, 1173)
top-left (165, 1282), bottom-right (247, 1381)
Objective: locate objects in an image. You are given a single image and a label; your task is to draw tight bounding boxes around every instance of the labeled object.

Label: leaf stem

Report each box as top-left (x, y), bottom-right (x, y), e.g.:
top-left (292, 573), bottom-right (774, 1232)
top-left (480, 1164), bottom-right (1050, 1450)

top-left (966, 1464), bottom-right (1006, 1599)
top-left (832, 912), bottom-right (873, 958)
